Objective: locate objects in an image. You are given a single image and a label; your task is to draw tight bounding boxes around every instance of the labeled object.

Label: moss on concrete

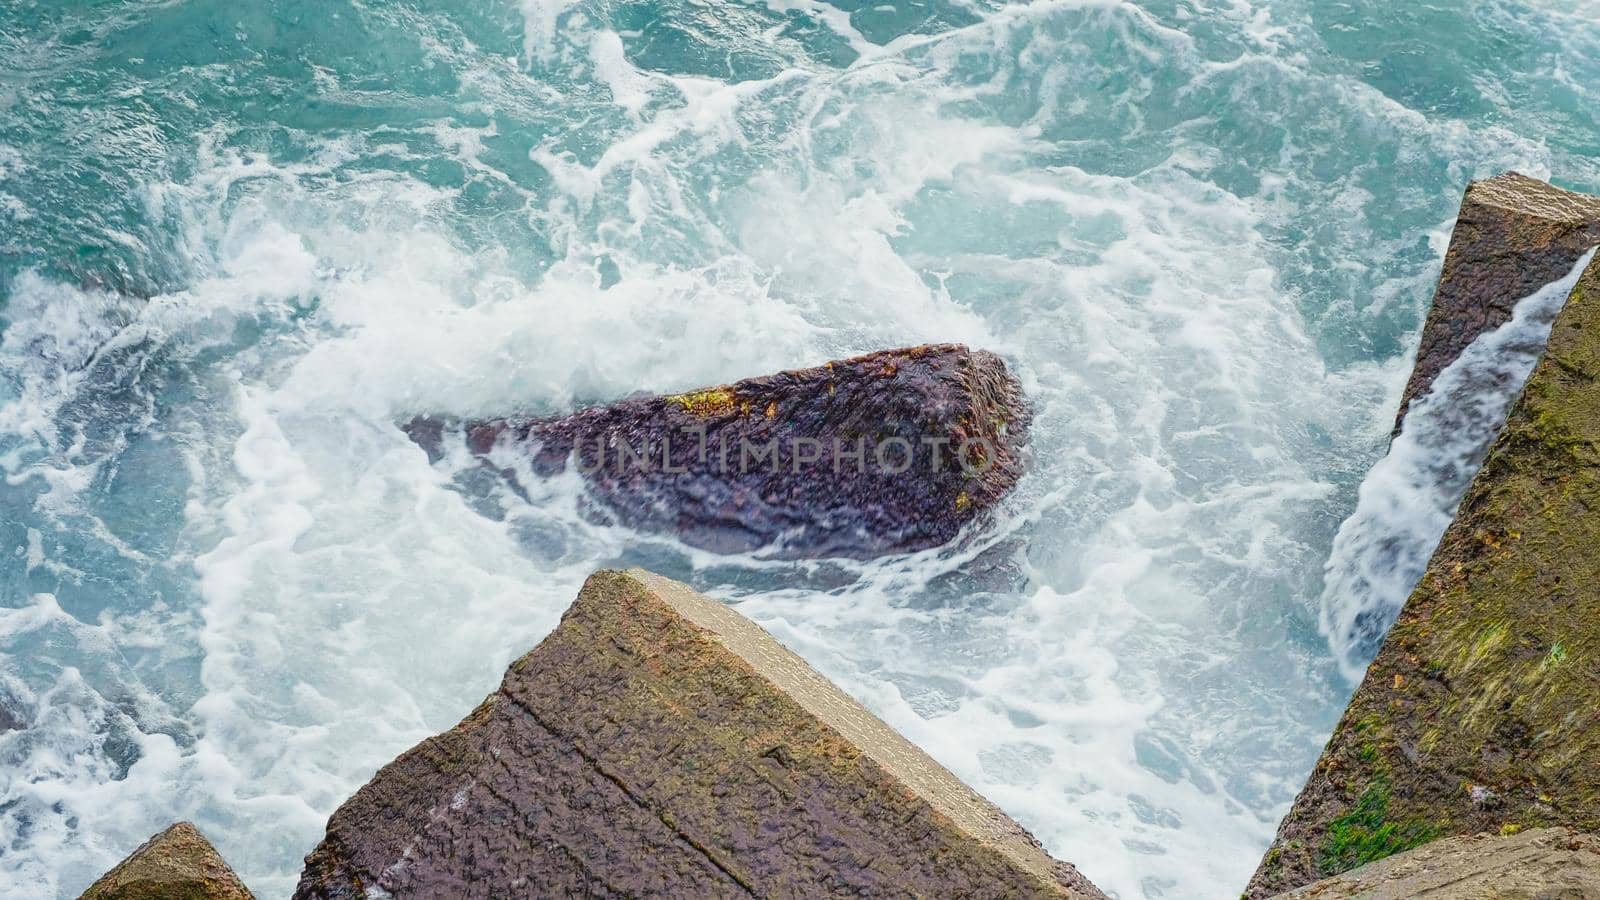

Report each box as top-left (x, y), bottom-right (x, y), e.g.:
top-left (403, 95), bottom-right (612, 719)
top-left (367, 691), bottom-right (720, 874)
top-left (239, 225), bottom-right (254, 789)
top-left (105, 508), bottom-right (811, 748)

top-left (1318, 777), bottom-right (1438, 876)
top-left (1248, 243), bottom-right (1600, 895)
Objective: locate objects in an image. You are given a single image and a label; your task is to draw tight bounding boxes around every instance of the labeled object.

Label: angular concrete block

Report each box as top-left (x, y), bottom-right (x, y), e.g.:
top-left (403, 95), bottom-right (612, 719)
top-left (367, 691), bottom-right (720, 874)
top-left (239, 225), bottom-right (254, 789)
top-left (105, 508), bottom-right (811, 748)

top-left (1396, 172), bottom-right (1600, 431)
top-left (1275, 827), bottom-right (1600, 899)
top-left (80, 822), bottom-right (254, 900)
top-left (295, 569), bottom-right (1101, 899)
top-left (1249, 216), bottom-right (1600, 895)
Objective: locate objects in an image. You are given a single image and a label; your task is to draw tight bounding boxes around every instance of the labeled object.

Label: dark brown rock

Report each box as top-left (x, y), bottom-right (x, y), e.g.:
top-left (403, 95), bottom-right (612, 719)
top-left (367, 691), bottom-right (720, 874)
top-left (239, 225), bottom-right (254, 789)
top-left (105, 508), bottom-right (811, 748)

top-left (294, 569), bottom-right (1102, 899)
top-left (1395, 172), bottom-right (1600, 433)
top-left (1275, 827), bottom-right (1600, 899)
top-left (80, 821), bottom-right (254, 900)
top-left (1246, 254), bottom-right (1600, 895)
top-left (405, 344), bottom-right (1029, 558)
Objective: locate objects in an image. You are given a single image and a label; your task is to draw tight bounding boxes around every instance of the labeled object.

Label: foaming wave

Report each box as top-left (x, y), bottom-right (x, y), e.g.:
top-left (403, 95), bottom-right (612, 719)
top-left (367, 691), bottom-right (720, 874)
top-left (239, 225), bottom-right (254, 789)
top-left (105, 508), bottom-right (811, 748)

top-left (1320, 249), bottom-right (1597, 678)
top-left (0, 594), bottom-right (194, 897)
top-left (521, 0), bottom-right (578, 65)
top-left (4, 1), bottom-right (1599, 898)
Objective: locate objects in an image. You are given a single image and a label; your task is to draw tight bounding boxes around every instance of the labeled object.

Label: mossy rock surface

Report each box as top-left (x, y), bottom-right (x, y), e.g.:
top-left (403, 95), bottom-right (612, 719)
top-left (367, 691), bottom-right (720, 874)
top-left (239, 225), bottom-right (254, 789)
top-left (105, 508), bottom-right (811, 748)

top-left (80, 822), bottom-right (253, 900)
top-left (294, 569), bottom-right (1103, 899)
top-left (1247, 174), bottom-right (1600, 897)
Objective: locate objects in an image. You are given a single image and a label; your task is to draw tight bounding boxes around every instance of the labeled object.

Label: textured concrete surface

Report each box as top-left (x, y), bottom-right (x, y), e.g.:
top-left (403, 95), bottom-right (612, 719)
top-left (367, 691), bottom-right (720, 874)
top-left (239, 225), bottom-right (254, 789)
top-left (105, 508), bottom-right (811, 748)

top-left (1276, 827), bottom-right (1600, 899)
top-left (295, 569), bottom-right (1102, 899)
top-left (1247, 253), bottom-right (1600, 895)
top-left (405, 343), bottom-right (1029, 558)
top-left (80, 822), bottom-right (254, 900)
top-left (1396, 172), bottom-right (1600, 432)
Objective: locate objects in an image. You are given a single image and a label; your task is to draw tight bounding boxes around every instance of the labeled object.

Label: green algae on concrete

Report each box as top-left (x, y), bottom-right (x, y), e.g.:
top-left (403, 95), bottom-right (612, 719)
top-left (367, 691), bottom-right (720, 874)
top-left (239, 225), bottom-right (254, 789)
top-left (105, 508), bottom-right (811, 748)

top-left (1246, 244), bottom-right (1600, 896)
top-left (1316, 776), bottom-right (1438, 875)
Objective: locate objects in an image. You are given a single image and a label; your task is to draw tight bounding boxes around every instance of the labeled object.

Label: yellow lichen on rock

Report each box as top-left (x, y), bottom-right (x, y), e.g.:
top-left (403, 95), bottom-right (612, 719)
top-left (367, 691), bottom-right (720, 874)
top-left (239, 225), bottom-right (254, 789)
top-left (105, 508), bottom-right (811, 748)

top-left (667, 387), bottom-right (738, 418)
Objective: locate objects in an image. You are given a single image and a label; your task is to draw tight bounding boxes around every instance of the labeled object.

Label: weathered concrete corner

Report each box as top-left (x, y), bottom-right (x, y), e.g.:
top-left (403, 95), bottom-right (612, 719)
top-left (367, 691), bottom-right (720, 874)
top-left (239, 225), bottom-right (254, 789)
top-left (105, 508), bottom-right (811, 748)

top-left (294, 569), bottom-right (1102, 899)
top-left (1247, 229), bottom-right (1600, 893)
top-left (80, 821), bottom-right (254, 900)
top-left (406, 343), bottom-right (1030, 558)
top-left (1396, 172), bottom-right (1600, 432)
top-left (1274, 827), bottom-right (1600, 899)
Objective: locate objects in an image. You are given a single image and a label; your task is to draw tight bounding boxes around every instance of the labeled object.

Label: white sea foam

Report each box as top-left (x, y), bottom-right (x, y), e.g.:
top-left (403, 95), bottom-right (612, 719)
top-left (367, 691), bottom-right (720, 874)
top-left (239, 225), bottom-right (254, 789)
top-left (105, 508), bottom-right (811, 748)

top-left (1320, 248), bottom-right (1597, 679)
top-left (520, 0), bottom-right (578, 66)
top-left (3, 2), bottom-right (1597, 899)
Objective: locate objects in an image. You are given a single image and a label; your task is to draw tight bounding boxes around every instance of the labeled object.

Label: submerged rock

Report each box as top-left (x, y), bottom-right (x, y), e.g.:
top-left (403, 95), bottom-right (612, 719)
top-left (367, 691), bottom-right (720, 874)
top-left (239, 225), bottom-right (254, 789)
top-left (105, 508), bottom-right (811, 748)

top-left (294, 569), bottom-right (1102, 899)
top-left (405, 344), bottom-right (1029, 558)
top-left (1395, 172), bottom-right (1600, 432)
top-left (1275, 827), bottom-right (1600, 899)
top-left (81, 821), bottom-right (254, 900)
top-left (1247, 231), bottom-right (1600, 894)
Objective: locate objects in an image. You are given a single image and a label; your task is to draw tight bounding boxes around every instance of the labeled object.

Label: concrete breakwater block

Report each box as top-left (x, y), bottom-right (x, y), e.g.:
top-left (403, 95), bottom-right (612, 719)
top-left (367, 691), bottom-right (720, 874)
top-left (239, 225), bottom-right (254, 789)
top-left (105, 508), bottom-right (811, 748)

top-left (294, 569), bottom-right (1103, 899)
top-left (1273, 827), bottom-right (1600, 899)
top-left (80, 822), bottom-right (254, 900)
top-left (1249, 175), bottom-right (1600, 896)
top-left (1394, 172), bottom-right (1600, 433)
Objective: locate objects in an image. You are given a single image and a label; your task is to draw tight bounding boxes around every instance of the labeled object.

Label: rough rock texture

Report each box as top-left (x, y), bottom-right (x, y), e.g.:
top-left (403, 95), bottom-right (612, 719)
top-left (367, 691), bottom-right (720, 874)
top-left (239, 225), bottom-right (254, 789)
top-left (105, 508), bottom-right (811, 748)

top-left (1276, 827), bottom-right (1600, 899)
top-left (80, 822), bottom-right (254, 900)
top-left (405, 344), bottom-right (1029, 558)
top-left (1396, 172), bottom-right (1600, 432)
top-left (1247, 253), bottom-right (1600, 896)
top-left (295, 569), bottom-right (1101, 899)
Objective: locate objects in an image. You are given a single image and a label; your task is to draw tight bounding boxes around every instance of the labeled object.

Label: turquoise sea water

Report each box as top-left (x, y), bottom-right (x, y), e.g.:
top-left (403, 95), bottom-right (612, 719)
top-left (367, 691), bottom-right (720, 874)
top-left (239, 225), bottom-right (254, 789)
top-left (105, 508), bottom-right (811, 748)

top-left (2, 1), bottom-right (1599, 896)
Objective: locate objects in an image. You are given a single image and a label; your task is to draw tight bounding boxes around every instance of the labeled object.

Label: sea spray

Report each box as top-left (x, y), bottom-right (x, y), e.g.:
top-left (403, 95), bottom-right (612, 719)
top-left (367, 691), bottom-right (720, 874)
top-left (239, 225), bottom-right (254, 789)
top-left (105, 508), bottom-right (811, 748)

top-left (2, 2), bottom-right (1599, 898)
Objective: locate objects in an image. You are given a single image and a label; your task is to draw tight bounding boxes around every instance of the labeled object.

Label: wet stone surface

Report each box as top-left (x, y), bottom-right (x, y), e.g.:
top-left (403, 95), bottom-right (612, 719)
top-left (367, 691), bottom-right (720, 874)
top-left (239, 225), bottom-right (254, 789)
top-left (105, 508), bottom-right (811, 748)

top-left (294, 569), bottom-right (1103, 899)
top-left (406, 343), bottom-right (1030, 559)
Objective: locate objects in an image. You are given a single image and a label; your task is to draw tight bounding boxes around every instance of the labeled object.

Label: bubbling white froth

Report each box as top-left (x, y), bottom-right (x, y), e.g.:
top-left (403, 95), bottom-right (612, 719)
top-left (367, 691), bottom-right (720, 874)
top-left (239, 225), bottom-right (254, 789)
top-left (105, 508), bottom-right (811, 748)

top-left (1320, 249), bottom-right (1598, 679)
top-left (1, 2), bottom-right (1593, 899)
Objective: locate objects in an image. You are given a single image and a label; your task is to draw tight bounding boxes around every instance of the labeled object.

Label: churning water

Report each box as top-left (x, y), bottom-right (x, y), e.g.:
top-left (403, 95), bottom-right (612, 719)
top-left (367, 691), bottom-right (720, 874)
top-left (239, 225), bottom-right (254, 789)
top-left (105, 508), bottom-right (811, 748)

top-left (3, 1), bottom-right (1600, 896)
